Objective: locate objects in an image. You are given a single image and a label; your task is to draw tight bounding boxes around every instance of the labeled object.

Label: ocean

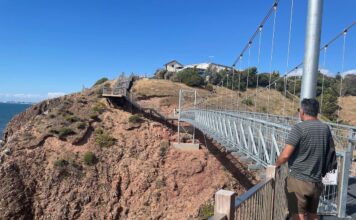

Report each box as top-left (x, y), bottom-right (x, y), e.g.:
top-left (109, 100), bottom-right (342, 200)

top-left (0, 103), bottom-right (32, 138)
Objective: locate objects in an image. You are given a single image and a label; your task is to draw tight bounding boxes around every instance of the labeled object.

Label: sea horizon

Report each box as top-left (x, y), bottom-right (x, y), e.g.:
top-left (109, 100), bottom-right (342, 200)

top-left (0, 102), bottom-right (32, 139)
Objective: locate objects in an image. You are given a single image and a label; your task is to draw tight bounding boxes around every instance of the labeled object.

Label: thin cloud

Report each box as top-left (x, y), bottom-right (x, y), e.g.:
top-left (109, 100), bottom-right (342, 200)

top-left (287, 68), bottom-right (335, 78)
top-left (341, 69), bottom-right (356, 77)
top-left (287, 68), bottom-right (303, 77)
top-left (0, 93), bottom-right (44, 103)
top-left (48, 92), bottom-right (66, 99)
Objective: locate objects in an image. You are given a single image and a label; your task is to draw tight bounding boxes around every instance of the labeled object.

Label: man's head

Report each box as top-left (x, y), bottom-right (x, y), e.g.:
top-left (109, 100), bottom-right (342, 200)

top-left (299, 98), bottom-right (319, 121)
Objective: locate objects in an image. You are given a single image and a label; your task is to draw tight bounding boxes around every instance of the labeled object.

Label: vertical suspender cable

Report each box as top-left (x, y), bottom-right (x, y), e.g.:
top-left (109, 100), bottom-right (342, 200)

top-left (255, 26), bottom-right (263, 112)
top-left (283, 0), bottom-right (295, 116)
top-left (246, 44), bottom-right (252, 111)
top-left (237, 61), bottom-right (241, 110)
top-left (337, 30), bottom-right (347, 121)
top-left (232, 67), bottom-right (235, 110)
top-left (291, 68), bottom-right (298, 112)
top-left (282, 76), bottom-right (288, 115)
top-left (226, 74), bottom-right (228, 110)
top-left (237, 56), bottom-right (242, 110)
top-left (267, 5), bottom-right (278, 114)
top-left (320, 46), bottom-right (327, 114)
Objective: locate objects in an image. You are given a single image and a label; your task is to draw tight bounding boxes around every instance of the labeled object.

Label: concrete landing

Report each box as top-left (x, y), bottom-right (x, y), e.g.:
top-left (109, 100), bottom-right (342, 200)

top-left (172, 142), bottom-right (200, 151)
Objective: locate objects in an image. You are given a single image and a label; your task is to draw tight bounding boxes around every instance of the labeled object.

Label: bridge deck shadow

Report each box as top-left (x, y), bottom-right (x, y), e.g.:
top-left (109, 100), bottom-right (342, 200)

top-left (194, 129), bottom-right (256, 190)
top-left (107, 95), bottom-right (257, 191)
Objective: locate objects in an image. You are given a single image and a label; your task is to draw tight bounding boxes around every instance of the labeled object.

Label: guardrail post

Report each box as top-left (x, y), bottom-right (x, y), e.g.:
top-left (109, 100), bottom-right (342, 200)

top-left (266, 165), bottom-right (277, 220)
top-left (212, 189), bottom-right (236, 220)
top-left (337, 150), bottom-right (351, 218)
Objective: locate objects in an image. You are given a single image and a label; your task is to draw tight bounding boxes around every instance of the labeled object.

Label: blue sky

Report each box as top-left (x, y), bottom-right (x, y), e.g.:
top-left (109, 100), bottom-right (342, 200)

top-left (0, 0), bottom-right (355, 102)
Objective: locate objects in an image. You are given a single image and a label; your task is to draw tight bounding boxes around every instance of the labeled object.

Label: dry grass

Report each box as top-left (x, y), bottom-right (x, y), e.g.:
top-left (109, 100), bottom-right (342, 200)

top-left (339, 96), bottom-right (356, 125)
top-left (132, 79), bottom-right (209, 99)
top-left (202, 86), bottom-right (298, 117)
top-left (132, 79), bottom-right (355, 125)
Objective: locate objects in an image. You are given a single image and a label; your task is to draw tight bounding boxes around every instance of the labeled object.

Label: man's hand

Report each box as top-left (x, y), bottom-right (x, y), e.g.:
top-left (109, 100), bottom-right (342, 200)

top-left (275, 144), bottom-right (295, 168)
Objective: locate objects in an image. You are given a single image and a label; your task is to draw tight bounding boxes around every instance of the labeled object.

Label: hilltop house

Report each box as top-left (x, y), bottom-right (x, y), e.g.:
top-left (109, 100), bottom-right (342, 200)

top-left (164, 60), bottom-right (184, 72)
top-left (164, 60), bottom-right (232, 74)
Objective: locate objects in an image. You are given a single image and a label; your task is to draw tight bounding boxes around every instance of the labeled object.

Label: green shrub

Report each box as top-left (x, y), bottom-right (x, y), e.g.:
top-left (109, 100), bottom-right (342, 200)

top-left (154, 69), bottom-right (167, 79)
top-left (198, 203), bottom-right (214, 219)
top-left (92, 102), bottom-right (106, 114)
top-left (49, 129), bottom-right (59, 135)
top-left (64, 115), bottom-right (80, 123)
top-left (89, 113), bottom-right (99, 120)
top-left (83, 151), bottom-right (96, 165)
top-left (174, 68), bottom-right (205, 87)
top-left (128, 114), bottom-right (142, 124)
top-left (159, 141), bottom-right (169, 157)
top-left (261, 106), bottom-right (267, 113)
top-left (54, 159), bottom-right (68, 167)
top-left (242, 97), bottom-right (254, 106)
top-left (95, 129), bottom-right (116, 148)
top-left (94, 77), bottom-right (109, 86)
top-left (77, 122), bottom-right (87, 129)
top-left (206, 83), bottom-right (214, 92)
top-left (58, 128), bottom-right (76, 139)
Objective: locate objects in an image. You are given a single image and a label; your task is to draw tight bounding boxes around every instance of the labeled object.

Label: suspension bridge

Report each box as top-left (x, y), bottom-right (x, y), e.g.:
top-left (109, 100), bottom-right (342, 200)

top-left (102, 0), bottom-right (356, 219)
top-left (175, 0), bottom-right (356, 219)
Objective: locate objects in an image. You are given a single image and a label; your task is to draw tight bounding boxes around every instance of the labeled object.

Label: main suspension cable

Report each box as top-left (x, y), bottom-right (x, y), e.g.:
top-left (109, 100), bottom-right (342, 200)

top-left (232, 1), bottom-right (279, 67)
top-left (282, 0), bottom-right (295, 116)
top-left (320, 46), bottom-right (328, 114)
top-left (267, 4), bottom-right (278, 113)
top-left (337, 30), bottom-right (347, 121)
top-left (255, 27), bottom-right (263, 112)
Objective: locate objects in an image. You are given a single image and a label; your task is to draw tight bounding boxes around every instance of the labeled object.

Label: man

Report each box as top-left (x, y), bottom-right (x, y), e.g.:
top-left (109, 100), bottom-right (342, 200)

top-left (275, 98), bottom-right (337, 220)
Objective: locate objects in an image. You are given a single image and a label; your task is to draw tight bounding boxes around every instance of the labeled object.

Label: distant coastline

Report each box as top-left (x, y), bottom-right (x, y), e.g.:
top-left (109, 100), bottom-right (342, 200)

top-left (0, 101), bottom-right (34, 105)
top-left (0, 103), bottom-right (32, 140)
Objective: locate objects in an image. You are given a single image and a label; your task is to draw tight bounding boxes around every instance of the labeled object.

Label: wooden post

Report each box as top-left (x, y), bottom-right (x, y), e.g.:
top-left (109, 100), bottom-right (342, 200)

top-left (266, 165), bottom-right (277, 220)
top-left (266, 165), bottom-right (276, 179)
top-left (213, 189), bottom-right (235, 220)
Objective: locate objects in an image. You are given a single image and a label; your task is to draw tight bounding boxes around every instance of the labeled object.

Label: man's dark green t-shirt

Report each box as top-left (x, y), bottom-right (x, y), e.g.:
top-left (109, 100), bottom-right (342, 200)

top-left (286, 120), bottom-right (334, 182)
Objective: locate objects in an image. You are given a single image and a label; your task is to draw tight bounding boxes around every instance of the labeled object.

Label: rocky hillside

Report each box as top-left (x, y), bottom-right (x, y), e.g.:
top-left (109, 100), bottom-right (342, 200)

top-left (0, 82), bottom-right (255, 219)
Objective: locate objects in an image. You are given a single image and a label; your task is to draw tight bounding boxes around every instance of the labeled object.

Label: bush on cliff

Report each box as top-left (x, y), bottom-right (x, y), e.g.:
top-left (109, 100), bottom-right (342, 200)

top-left (54, 159), bottom-right (68, 167)
top-left (93, 77), bottom-right (109, 86)
top-left (128, 114), bottom-right (142, 124)
top-left (95, 129), bottom-right (116, 148)
top-left (92, 102), bottom-right (106, 114)
top-left (83, 152), bottom-right (96, 165)
top-left (242, 97), bottom-right (254, 106)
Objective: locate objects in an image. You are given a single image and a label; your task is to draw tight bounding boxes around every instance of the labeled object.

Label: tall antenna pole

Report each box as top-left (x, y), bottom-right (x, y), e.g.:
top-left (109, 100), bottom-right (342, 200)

top-left (300, 0), bottom-right (323, 99)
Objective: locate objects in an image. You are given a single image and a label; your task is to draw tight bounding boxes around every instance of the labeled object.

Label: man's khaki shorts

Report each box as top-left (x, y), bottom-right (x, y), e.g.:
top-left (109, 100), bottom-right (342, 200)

top-left (285, 176), bottom-right (323, 215)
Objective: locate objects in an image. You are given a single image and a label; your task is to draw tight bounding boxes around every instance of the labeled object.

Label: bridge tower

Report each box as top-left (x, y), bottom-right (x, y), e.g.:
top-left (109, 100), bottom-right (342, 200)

top-left (300, 0), bottom-right (323, 99)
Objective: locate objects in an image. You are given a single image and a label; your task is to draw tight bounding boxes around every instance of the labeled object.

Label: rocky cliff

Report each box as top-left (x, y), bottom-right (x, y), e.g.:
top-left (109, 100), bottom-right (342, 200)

top-left (0, 82), bottom-right (255, 219)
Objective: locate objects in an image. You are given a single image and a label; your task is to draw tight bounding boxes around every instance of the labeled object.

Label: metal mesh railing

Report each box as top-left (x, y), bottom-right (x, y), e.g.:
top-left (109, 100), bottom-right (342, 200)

top-left (235, 179), bottom-right (274, 220)
top-left (273, 165), bottom-right (289, 219)
top-left (182, 109), bottom-right (355, 218)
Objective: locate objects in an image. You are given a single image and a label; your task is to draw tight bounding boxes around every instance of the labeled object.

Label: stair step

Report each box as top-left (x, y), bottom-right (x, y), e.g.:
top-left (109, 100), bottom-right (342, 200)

top-left (231, 152), bottom-right (245, 158)
top-left (248, 164), bottom-right (263, 170)
top-left (239, 156), bottom-right (254, 163)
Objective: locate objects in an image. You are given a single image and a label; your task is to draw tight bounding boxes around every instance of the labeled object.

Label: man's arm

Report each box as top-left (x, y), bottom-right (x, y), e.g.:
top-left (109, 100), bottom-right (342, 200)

top-left (275, 144), bottom-right (295, 168)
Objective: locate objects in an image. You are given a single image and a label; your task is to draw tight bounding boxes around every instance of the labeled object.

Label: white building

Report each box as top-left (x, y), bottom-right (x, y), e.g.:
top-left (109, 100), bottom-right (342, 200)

top-left (182, 62), bottom-right (232, 73)
top-left (164, 60), bottom-right (184, 72)
top-left (164, 60), bottom-right (232, 73)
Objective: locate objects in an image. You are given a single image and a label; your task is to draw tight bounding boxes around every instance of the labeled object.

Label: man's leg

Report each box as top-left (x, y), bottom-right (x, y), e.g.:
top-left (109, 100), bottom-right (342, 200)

top-left (291, 213), bottom-right (306, 220)
top-left (307, 213), bottom-right (319, 220)
top-left (286, 177), bottom-right (309, 219)
top-left (306, 182), bottom-right (323, 220)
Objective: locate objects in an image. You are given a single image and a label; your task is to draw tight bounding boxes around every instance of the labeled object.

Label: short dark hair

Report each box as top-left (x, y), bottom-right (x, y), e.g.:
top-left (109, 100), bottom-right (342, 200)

top-left (301, 98), bottom-right (319, 117)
